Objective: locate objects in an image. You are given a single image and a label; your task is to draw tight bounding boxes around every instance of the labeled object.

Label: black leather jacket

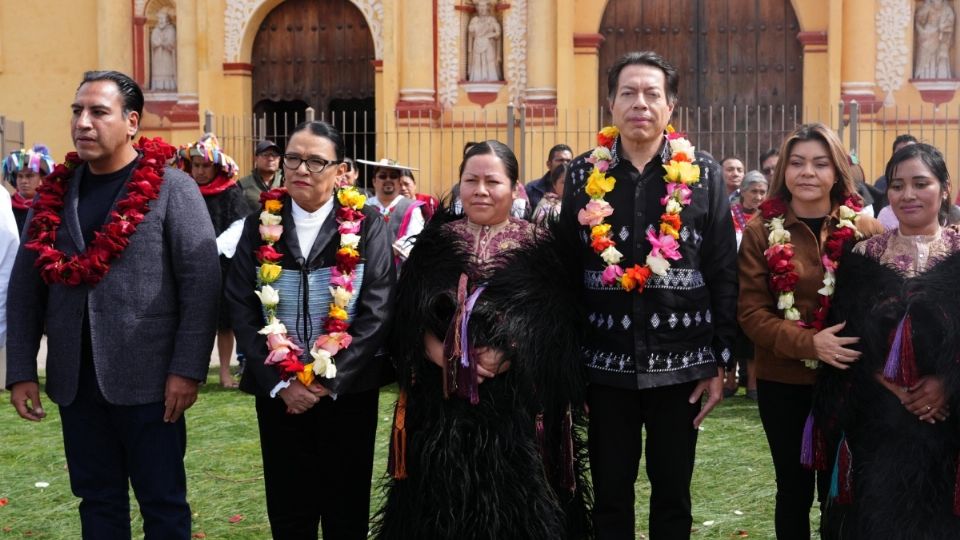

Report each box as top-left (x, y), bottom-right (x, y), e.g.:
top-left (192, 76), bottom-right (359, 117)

top-left (225, 196), bottom-right (395, 396)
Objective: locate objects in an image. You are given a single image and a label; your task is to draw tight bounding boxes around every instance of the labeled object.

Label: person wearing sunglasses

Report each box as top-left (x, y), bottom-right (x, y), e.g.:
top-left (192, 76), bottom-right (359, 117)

top-left (357, 158), bottom-right (425, 265)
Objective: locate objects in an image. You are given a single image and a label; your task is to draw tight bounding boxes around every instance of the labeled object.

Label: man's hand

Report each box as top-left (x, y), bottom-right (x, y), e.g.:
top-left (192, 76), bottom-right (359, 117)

top-left (10, 381), bottom-right (46, 422)
top-left (690, 368), bottom-right (724, 429)
top-left (163, 374), bottom-right (200, 423)
top-left (278, 380), bottom-right (320, 414)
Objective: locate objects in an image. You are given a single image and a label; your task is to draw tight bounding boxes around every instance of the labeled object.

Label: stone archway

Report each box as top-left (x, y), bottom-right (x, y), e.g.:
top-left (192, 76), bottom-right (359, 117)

top-left (224, 0), bottom-right (384, 64)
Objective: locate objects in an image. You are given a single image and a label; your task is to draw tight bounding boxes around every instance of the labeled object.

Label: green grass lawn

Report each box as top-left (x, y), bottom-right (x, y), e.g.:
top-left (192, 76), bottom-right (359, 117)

top-left (0, 379), bottom-right (815, 539)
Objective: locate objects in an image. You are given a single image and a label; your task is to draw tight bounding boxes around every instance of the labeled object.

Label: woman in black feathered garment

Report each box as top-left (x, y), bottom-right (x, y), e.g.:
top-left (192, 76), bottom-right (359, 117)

top-left (813, 230), bottom-right (960, 535)
top-left (371, 208), bottom-right (592, 540)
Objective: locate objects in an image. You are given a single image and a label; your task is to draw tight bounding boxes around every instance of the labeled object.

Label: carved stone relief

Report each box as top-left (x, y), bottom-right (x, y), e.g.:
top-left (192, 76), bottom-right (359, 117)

top-left (224, 0), bottom-right (383, 62)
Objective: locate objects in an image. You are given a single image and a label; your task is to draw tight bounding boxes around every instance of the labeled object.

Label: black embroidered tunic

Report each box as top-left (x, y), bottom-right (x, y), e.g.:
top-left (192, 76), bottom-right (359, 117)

top-left (558, 135), bottom-right (738, 389)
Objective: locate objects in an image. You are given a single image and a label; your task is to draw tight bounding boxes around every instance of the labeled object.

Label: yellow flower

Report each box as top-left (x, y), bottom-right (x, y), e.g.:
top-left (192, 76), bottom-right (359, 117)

top-left (591, 223), bottom-right (611, 239)
top-left (599, 126), bottom-right (620, 140)
top-left (660, 222), bottom-right (680, 239)
top-left (297, 366), bottom-right (315, 387)
top-left (329, 305), bottom-right (348, 320)
top-left (264, 199), bottom-right (282, 213)
top-left (663, 160), bottom-right (700, 185)
top-left (338, 187), bottom-right (367, 209)
top-left (259, 263), bottom-right (282, 283)
top-left (337, 246), bottom-right (360, 260)
top-left (666, 124), bottom-right (676, 134)
top-left (585, 169), bottom-right (616, 198)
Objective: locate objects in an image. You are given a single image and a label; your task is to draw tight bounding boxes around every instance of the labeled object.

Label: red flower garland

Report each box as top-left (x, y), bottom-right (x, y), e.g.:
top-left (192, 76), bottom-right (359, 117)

top-left (759, 195), bottom-right (862, 332)
top-left (24, 137), bottom-right (175, 286)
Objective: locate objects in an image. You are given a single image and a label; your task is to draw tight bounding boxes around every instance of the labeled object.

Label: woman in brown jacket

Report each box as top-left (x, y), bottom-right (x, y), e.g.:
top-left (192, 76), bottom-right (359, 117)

top-left (738, 123), bottom-right (883, 539)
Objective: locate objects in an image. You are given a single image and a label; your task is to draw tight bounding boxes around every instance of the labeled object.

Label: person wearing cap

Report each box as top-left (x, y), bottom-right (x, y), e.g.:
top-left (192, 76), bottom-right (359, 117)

top-left (2, 144), bottom-right (56, 233)
top-left (179, 133), bottom-right (250, 388)
top-left (238, 139), bottom-right (284, 213)
top-left (358, 158), bottom-right (425, 264)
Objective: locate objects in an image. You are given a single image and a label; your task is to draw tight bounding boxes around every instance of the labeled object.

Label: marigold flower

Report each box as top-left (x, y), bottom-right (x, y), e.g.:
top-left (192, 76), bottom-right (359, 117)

top-left (591, 223), bottom-right (612, 238)
top-left (264, 199), bottom-right (282, 213)
top-left (329, 305), bottom-right (349, 321)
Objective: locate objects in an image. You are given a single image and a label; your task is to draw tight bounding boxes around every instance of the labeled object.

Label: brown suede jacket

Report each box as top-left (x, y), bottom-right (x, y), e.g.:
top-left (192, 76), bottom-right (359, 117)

top-left (738, 205), bottom-right (884, 385)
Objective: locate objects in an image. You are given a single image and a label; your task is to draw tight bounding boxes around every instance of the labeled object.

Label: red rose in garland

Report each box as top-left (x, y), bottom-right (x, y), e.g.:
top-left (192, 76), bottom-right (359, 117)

top-left (761, 195), bottom-right (864, 368)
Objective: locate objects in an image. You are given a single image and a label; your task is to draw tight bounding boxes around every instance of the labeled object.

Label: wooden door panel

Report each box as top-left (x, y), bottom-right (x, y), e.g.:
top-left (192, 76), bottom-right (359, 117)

top-left (253, 0), bottom-right (374, 113)
top-left (598, 0), bottom-right (802, 164)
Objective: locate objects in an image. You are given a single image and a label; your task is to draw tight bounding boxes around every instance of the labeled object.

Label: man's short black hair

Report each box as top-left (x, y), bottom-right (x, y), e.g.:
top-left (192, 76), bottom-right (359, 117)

top-left (892, 134), bottom-right (918, 155)
top-left (759, 148), bottom-right (779, 167)
top-left (78, 71), bottom-right (144, 118)
top-left (607, 51), bottom-right (679, 104)
top-left (547, 144), bottom-right (573, 163)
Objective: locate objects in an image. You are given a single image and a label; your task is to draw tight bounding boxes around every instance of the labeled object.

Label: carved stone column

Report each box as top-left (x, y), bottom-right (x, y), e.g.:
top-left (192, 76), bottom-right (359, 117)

top-left (397, 0), bottom-right (440, 120)
top-left (840, 0), bottom-right (880, 114)
top-left (524, 0), bottom-right (556, 114)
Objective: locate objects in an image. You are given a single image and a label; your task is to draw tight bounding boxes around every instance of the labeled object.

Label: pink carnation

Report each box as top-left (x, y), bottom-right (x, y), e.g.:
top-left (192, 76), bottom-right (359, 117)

top-left (578, 199), bottom-right (614, 226)
top-left (314, 332), bottom-right (353, 355)
top-left (601, 264), bottom-right (624, 285)
top-left (259, 224), bottom-right (283, 243)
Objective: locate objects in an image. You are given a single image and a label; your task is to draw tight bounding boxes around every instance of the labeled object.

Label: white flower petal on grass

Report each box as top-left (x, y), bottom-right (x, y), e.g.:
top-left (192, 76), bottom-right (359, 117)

top-left (34, 481), bottom-right (49, 489)
top-left (733, 510), bottom-right (744, 516)
top-left (702, 520), bottom-right (716, 526)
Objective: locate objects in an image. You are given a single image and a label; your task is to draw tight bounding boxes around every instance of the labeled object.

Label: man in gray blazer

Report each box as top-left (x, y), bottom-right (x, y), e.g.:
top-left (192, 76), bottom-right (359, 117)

top-left (5, 71), bottom-right (220, 539)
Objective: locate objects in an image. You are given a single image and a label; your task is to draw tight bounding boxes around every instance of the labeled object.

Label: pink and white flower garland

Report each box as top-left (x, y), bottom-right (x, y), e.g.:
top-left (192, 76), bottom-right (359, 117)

top-left (255, 187), bottom-right (367, 389)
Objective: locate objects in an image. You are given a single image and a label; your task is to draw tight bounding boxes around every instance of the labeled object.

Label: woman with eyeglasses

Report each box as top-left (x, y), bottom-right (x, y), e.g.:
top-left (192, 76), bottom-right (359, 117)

top-left (814, 143), bottom-right (960, 539)
top-left (373, 140), bottom-right (591, 539)
top-left (225, 121), bottom-right (394, 539)
top-left (178, 133), bottom-right (250, 388)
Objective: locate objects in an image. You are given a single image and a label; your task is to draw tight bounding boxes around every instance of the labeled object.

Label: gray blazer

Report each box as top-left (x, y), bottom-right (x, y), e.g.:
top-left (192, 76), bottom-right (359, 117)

top-left (5, 162), bottom-right (221, 406)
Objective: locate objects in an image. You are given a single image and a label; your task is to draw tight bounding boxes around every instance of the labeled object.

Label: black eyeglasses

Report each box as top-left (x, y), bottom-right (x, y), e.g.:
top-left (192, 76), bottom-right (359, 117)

top-left (282, 154), bottom-right (340, 173)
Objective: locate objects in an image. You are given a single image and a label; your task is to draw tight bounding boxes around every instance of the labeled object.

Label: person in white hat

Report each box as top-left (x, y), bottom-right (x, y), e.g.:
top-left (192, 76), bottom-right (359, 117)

top-left (357, 158), bottom-right (425, 264)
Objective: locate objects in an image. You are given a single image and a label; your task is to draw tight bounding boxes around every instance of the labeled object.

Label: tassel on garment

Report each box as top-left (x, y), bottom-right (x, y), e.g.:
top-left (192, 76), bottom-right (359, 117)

top-left (828, 435), bottom-right (854, 504)
top-left (883, 314), bottom-right (918, 388)
top-left (389, 390), bottom-right (408, 480)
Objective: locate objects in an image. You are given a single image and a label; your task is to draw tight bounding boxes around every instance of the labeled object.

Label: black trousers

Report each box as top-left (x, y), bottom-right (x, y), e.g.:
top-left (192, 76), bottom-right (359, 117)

top-left (255, 388), bottom-right (380, 540)
top-left (588, 381), bottom-right (700, 540)
top-left (59, 360), bottom-right (190, 540)
top-left (757, 379), bottom-right (831, 540)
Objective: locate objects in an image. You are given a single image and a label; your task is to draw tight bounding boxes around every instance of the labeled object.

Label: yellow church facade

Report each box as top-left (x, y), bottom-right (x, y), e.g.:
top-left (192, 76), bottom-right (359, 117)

top-left (0, 0), bottom-right (957, 194)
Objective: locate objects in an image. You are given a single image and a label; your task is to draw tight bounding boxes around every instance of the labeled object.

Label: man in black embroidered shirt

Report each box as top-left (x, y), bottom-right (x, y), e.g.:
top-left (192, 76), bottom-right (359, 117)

top-left (558, 51), bottom-right (737, 539)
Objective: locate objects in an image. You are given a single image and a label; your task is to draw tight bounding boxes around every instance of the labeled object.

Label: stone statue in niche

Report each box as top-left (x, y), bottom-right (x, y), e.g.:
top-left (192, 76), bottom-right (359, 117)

top-left (150, 9), bottom-right (178, 91)
top-left (914, 0), bottom-right (955, 79)
top-left (467, 0), bottom-right (502, 81)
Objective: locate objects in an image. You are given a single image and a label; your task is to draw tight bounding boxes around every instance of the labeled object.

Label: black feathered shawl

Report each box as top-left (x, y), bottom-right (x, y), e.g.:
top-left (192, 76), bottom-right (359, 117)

top-left (815, 250), bottom-right (960, 539)
top-left (372, 212), bottom-right (593, 540)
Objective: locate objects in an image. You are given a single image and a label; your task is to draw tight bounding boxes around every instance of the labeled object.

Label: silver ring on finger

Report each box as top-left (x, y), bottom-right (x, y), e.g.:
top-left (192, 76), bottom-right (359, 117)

top-left (926, 405), bottom-right (932, 412)
top-left (834, 353), bottom-right (840, 361)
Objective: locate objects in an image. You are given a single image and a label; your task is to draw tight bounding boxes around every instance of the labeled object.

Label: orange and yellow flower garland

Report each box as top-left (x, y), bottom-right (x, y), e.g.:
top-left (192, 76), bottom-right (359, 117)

top-left (577, 125), bottom-right (701, 293)
top-left (254, 186), bottom-right (367, 387)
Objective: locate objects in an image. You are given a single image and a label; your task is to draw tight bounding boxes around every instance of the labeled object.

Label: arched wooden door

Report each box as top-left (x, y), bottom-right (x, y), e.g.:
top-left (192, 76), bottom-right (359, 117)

top-left (252, 0), bottom-right (375, 156)
top-left (597, 0), bottom-right (803, 165)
